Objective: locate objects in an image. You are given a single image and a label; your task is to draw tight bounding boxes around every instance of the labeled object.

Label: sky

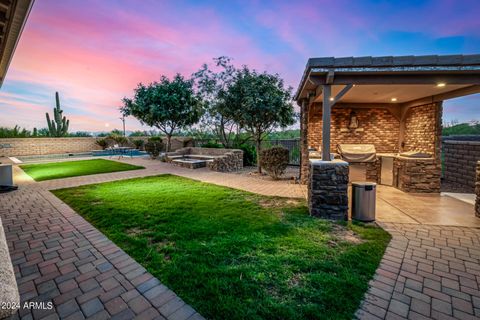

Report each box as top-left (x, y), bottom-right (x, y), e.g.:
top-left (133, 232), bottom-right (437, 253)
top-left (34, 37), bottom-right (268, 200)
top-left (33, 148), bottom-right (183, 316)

top-left (0, 0), bottom-right (479, 132)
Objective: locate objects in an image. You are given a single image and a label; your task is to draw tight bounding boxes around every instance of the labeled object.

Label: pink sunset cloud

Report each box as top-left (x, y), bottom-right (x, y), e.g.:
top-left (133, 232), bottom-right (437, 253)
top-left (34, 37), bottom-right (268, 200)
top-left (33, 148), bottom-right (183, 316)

top-left (2, 0), bottom-right (293, 131)
top-left (0, 0), bottom-right (479, 130)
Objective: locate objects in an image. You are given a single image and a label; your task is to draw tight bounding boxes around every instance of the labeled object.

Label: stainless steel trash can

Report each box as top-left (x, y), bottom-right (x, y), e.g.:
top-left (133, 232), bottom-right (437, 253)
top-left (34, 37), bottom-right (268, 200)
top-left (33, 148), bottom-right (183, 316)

top-left (0, 164), bottom-right (13, 186)
top-left (352, 182), bottom-right (376, 222)
top-left (0, 164), bottom-right (17, 193)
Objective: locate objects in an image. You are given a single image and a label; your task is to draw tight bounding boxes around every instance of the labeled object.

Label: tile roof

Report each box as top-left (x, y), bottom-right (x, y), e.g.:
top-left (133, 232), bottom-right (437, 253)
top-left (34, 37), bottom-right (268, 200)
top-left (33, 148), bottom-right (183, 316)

top-left (307, 54), bottom-right (480, 68)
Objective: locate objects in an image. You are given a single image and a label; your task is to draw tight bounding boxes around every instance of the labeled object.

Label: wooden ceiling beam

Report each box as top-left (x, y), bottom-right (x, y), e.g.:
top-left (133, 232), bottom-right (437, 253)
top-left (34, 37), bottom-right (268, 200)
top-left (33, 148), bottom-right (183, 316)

top-left (0, 0), bottom-right (11, 11)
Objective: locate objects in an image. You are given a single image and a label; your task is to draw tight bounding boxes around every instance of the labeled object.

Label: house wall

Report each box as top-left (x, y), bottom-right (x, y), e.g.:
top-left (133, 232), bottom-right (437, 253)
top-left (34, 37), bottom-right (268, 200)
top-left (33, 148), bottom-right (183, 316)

top-left (307, 105), bottom-right (400, 153)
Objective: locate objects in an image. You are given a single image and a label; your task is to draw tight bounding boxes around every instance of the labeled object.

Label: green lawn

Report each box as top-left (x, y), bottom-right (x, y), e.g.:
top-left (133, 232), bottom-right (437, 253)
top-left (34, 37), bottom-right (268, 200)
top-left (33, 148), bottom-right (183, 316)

top-left (20, 159), bottom-right (144, 181)
top-left (53, 175), bottom-right (390, 320)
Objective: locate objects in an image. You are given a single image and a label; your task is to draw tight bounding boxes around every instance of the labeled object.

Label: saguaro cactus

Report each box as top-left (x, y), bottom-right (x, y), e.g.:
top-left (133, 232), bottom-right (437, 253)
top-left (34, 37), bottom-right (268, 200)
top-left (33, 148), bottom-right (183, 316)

top-left (46, 92), bottom-right (69, 137)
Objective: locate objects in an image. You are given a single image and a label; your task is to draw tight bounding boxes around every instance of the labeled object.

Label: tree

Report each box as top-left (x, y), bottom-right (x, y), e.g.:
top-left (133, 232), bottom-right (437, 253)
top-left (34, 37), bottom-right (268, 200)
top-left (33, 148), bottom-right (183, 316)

top-left (220, 67), bottom-right (295, 173)
top-left (193, 56), bottom-right (239, 148)
top-left (121, 74), bottom-right (203, 151)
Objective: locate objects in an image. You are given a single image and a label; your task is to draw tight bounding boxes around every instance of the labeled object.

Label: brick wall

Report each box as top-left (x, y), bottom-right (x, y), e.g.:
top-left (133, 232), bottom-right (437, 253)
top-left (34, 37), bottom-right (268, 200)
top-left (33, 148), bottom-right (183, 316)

top-left (403, 103), bottom-right (440, 156)
top-left (443, 140), bottom-right (480, 192)
top-left (0, 138), bottom-right (101, 157)
top-left (307, 105), bottom-right (400, 153)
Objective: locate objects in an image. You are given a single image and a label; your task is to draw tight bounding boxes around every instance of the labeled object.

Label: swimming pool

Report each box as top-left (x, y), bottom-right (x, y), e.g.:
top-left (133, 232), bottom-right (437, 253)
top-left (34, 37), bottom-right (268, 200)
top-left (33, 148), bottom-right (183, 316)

top-left (13, 150), bottom-right (148, 163)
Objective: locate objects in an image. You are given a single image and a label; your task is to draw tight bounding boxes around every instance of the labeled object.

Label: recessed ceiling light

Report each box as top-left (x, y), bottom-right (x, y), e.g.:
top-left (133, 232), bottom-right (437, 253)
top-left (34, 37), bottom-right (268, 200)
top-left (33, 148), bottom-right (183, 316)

top-left (391, 98), bottom-right (398, 102)
top-left (329, 97), bottom-right (334, 101)
top-left (437, 83), bottom-right (446, 87)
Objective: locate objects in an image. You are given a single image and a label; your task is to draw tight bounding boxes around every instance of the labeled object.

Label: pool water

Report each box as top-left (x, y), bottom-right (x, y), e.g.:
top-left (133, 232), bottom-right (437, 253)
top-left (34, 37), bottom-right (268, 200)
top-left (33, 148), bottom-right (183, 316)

top-left (14, 150), bottom-right (148, 163)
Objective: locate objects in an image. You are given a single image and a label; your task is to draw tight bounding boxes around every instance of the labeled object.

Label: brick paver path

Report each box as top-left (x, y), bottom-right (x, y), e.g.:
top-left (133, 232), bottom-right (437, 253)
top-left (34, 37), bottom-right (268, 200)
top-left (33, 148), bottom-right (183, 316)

top-left (3, 157), bottom-right (479, 320)
top-left (0, 158), bottom-right (304, 320)
top-left (356, 223), bottom-right (480, 320)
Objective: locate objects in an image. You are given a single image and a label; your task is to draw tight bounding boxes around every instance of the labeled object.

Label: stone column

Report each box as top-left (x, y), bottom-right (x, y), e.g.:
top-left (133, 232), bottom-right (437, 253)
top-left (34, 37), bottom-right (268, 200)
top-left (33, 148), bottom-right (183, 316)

top-left (300, 99), bottom-right (310, 184)
top-left (308, 160), bottom-right (349, 220)
top-left (476, 161), bottom-right (480, 218)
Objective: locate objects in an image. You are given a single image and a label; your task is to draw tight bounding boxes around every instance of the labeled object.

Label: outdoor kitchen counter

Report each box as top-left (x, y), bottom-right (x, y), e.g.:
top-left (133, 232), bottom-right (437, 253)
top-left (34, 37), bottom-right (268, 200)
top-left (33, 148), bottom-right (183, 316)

top-left (376, 153), bottom-right (435, 160)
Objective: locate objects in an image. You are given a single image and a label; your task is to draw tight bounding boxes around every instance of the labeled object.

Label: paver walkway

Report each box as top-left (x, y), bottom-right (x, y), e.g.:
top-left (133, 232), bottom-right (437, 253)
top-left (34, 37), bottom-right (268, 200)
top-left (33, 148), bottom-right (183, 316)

top-left (2, 157), bottom-right (480, 320)
top-left (0, 158), bottom-right (304, 320)
top-left (356, 223), bottom-right (480, 320)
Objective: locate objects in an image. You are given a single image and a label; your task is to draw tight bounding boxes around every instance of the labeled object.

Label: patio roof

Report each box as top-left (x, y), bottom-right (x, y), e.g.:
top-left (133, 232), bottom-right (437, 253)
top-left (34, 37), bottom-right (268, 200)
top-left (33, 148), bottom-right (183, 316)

top-left (0, 0), bottom-right (34, 87)
top-left (295, 54), bottom-right (480, 161)
top-left (295, 54), bottom-right (480, 106)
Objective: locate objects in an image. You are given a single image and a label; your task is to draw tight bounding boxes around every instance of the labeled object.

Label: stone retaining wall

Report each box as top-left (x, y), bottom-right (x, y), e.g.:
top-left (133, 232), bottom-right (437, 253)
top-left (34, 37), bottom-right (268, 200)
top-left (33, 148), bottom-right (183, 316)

top-left (443, 140), bottom-right (480, 192)
top-left (167, 147), bottom-right (243, 172)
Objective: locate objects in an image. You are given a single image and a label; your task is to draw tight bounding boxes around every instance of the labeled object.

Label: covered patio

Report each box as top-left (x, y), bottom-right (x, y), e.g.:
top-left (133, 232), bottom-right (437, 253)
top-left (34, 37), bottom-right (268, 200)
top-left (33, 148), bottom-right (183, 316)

top-left (295, 54), bottom-right (480, 219)
top-left (295, 55), bottom-right (480, 218)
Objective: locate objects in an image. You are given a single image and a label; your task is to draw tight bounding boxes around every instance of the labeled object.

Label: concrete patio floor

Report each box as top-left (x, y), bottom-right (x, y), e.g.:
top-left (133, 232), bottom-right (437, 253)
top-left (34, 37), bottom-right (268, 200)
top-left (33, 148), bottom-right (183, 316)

top-left (1, 157), bottom-right (480, 320)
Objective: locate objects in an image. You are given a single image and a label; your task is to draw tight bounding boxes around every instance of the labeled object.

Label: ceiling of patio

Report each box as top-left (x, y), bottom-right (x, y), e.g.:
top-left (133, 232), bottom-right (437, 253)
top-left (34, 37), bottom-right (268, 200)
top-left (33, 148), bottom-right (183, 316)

top-left (318, 83), bottom-right (473, 104)
top-left (0, 0), bottom-right (34, 87)
top-left (296, 55), bottom-right (480, 106)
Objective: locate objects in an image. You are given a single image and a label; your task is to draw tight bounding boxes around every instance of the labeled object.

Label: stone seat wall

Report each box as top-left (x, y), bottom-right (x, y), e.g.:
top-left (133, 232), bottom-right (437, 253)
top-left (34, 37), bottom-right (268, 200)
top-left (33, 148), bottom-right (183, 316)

top-left (166, 147), bottom-right (243, 172)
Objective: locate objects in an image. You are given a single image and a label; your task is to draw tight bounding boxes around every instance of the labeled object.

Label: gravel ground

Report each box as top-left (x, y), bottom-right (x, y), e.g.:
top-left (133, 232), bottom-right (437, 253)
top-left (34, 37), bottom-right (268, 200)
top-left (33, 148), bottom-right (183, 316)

top-left (229, 165), bottom-right (301, 183)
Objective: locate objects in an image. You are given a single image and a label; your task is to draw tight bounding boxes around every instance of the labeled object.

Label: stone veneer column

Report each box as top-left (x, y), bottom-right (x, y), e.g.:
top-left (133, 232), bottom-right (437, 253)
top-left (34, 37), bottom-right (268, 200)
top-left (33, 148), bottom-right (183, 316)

top-left (476, 161), bottom-right (480, 218)
top-left (308, 160), bottom-right (349, 220)
top-left (300, 99), bottom-right (310, 184)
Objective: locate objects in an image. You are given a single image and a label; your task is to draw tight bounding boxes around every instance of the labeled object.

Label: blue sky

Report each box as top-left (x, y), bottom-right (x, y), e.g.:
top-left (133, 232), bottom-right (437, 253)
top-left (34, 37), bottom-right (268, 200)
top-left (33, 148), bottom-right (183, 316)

top-left (0, 0), bottom-right (479, 131)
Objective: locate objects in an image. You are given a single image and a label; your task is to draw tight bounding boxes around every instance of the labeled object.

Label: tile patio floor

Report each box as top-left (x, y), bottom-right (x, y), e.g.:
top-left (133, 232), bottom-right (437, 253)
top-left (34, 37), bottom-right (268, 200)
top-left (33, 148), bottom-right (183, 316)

top-left (1, 157), bottom-right (480, 320)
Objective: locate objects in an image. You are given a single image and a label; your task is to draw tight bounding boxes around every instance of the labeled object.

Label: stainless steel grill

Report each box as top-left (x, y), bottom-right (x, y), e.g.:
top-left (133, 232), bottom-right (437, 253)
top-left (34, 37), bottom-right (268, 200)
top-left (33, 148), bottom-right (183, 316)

top-left (337, 144), bottom-right (376, 163)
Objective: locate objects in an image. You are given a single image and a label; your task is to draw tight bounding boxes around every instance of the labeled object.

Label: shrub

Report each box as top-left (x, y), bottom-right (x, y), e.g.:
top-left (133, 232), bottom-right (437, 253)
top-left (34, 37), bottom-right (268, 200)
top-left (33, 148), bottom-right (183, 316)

top-left (236, 143), bottom-right (256, 166)
top-left (202, 141), bottom-right (223, 148)
top-left (70, 131), bottom-right (92, 137)
top-left (95, 138), bottom-right (109, 150)
top-left (0, 125), bottom-right (31, 138)
top-left (259, 146), bottom-right (289, 179)
top-left (107, 134), bottom-right (129, 146)
top-left (148, 136), bottom-right (163, 142)
top-left (131, 139), bottom-right (144, 150)
top-left (145, 138), bottom-right (164, 159)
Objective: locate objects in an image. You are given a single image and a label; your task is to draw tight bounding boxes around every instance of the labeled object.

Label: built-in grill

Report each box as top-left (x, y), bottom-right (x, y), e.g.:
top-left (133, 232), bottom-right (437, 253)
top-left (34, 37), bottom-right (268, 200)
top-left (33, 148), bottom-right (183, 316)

top-left (337, 144), bottom-right (376, 163)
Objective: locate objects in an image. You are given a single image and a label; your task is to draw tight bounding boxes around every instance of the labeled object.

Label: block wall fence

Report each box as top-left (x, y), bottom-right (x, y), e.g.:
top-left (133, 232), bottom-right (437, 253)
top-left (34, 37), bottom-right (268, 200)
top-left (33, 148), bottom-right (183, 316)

top-left (0, 137), bottom-right (192, 157)
top-left (443, 140), bottom-right (480, 192)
